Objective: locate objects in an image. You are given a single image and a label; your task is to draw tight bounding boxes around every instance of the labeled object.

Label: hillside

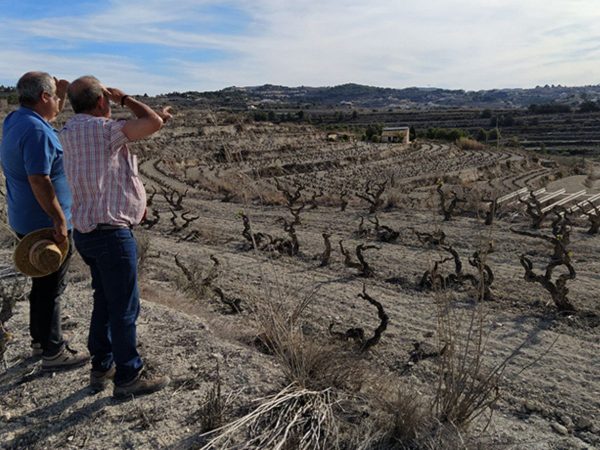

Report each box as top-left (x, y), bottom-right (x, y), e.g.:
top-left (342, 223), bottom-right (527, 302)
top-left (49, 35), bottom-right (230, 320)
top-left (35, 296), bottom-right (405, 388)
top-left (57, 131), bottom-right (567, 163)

top-left (166, 83), bottom-right (600, 110)
top-left (1, 107), bottom-right (599, 449)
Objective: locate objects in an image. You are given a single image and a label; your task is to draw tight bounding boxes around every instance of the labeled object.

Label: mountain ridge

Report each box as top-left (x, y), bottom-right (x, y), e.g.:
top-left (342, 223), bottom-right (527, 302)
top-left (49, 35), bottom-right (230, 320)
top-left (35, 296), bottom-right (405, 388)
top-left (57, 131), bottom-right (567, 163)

top-left (169, 82), bottom-right (600, 109)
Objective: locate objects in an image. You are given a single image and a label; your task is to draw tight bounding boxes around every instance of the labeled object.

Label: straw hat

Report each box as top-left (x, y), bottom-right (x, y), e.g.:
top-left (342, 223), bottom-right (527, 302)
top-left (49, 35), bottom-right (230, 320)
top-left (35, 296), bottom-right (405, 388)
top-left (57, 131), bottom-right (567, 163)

top-left (13, 228), bottom-right (69, 278)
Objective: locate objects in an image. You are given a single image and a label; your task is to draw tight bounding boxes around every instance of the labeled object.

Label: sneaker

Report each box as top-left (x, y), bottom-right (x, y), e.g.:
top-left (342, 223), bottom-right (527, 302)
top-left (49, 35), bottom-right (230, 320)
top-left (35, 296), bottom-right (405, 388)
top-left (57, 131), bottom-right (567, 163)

top-left (42, 344), bottom-right (89, 372)
top-left (113, 368), bottom-right (170, 399)
top-left (31, 342), bottom-right (43, 357)
top-left (90, 366), bottom-right (116, 392)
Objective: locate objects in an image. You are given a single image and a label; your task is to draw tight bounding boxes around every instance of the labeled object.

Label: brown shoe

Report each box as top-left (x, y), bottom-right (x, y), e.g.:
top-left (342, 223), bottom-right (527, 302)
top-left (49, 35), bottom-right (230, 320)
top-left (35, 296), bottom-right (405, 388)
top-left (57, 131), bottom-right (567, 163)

top-left (42, 344), bottom-right (89, 372)
top-left (90, 366), bottom-right (116, 392)
top-left (113, 368), bottom-right (169, 399)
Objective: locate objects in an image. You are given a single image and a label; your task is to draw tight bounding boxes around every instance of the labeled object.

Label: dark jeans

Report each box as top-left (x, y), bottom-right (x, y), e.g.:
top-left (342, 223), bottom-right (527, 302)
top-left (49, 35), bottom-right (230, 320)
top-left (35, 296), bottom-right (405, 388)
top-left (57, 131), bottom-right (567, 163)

top-left (74, 228), bottom-right (143, 385)
top-left (16, 232), bottom-right (72, 357)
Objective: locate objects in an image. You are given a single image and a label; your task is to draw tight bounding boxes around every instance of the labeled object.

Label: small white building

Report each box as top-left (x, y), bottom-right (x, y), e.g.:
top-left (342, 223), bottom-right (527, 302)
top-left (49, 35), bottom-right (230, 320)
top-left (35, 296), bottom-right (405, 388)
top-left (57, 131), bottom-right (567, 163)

top-left (381, 126), bottom-right (410, 144)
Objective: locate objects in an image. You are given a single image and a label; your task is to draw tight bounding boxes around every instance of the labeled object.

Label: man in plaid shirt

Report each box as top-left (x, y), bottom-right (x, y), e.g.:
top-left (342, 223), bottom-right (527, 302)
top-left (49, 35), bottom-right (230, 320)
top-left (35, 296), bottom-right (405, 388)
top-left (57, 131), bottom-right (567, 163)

top-left (60, 76), bottom-right (172, 398)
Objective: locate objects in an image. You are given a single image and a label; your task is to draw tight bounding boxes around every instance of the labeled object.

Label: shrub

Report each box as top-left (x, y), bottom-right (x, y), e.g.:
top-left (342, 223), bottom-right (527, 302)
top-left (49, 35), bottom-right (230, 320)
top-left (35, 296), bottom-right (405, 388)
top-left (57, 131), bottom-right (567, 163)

top-left (578, 100), bottom-right (600, 113)
top-left (456, 137), bottom-right (484, 150)
top-left (423, 128), bottom-right (469, 142)
top-left (365, 124), bottom-right (383, 142)
top-left (489, 114), bottom-right (515, 127)
top-left (528, 103), bottom-right (572, 114)
top-left (252, 111), bottom-right (268, 122)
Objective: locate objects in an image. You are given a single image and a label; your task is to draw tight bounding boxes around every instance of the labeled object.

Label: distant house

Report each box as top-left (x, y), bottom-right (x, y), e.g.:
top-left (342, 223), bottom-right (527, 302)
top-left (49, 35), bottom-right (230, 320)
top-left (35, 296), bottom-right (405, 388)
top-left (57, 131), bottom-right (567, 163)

top-left (381, 126), bottom-right (410, 144)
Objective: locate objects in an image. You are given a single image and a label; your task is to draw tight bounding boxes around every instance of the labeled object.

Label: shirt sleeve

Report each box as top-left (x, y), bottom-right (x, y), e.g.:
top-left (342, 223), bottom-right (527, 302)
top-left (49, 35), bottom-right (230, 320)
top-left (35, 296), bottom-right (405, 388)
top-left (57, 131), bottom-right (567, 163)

top-left (108, 120), bottom-right (130, 152)
top-left (22, 130), bottom-right (55, 176)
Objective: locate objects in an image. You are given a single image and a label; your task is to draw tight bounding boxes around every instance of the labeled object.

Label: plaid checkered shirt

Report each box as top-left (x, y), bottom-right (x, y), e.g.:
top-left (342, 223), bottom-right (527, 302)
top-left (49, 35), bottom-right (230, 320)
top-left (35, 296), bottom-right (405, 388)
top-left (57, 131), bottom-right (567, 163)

top-left (60, 115), bottom-right (146, 233)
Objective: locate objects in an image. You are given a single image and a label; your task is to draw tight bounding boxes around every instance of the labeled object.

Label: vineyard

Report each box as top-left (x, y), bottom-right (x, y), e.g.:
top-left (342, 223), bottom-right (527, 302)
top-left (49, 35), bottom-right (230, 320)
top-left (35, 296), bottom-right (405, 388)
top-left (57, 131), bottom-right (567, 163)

top-left (327, 108), bottom-right (600, 156)
top-left (0, 105), bottom-right (599, 449)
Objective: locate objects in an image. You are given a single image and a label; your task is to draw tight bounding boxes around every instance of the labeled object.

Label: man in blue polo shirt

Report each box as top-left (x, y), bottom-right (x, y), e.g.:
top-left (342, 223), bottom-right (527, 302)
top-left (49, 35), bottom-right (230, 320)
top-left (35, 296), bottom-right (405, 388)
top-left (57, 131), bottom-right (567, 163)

top-left (0, 71), bottom-right (88, 370)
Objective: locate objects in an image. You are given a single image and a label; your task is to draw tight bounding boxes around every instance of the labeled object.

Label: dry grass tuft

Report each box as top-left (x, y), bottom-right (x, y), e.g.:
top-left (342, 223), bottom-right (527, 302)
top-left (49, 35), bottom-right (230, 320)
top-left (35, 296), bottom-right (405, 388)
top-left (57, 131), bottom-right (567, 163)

top-left (433, 294), bottom-right (503, 428)
top-left (174, 254), bottom-right (220, 302)
top-left (202, 275), bottom-right (366, 449)
top-left (197, 363), bottom-right (226, 433)
top-left (253, 284), bottom-right (366, 391)
top-left (456, 137), bottom-right (484, 151)
top-left (200, 383), bottom-right (340, 450)
top-left (377, 386), bottom-right (433, 446)
top-left (431, 240), bottom-right (522, 430)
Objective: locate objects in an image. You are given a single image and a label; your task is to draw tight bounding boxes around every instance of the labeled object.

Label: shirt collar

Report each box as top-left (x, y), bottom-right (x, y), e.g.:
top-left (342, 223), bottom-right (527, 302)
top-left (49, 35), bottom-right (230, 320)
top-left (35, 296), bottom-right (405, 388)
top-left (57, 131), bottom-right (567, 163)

top-left (19, 106), bottom-right (47, 123)
top-left (18, 106), bottom-right (55, 130)
top-left (70, 113), bottom-right (109, 122)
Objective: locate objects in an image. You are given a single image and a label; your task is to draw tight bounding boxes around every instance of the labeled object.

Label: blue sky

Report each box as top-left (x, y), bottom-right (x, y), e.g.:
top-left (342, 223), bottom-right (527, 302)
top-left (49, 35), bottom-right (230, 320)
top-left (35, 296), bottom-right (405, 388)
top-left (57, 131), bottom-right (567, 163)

top-left (0, 0), bottom-right (599, 95)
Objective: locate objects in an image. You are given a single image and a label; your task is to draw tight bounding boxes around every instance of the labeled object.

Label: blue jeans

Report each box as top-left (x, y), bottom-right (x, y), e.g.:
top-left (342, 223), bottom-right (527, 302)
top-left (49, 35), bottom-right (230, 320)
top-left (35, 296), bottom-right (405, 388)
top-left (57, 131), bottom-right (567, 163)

top-left (74, 228), bottom-right (143, 385)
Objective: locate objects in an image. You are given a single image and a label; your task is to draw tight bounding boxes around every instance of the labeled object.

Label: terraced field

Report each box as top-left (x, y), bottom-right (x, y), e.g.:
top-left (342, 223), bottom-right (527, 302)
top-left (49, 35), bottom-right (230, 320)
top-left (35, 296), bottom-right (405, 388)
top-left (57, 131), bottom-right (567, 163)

top-left (143, 115), bottom-right (554, 208)
top-left (1, 106), bottom-right (599, 449)
top-left (322, 108), bottom-right (600, 156)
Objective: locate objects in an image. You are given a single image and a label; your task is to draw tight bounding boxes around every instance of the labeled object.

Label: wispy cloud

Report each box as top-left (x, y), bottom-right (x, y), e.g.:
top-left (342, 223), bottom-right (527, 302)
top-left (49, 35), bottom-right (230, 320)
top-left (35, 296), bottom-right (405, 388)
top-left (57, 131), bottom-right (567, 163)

top-left (0, 0), bottom-right (599, 93)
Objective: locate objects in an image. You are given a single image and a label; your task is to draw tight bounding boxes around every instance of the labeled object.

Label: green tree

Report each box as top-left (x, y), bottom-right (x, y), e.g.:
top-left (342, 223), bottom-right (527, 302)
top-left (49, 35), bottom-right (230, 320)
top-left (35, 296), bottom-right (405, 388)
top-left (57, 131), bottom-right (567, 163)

top-left (253, 111), bottom-right (267, 122)
top-left (365, 124), bottom-right (383, 141)
top-left (475, 128), bottom-right (488, 143)
top-left (488, 128), bottom-right (500, 141)
top-left (578, 101), bottom-right (600, 113)
top-left (409, 126), bottom-right (416, 141)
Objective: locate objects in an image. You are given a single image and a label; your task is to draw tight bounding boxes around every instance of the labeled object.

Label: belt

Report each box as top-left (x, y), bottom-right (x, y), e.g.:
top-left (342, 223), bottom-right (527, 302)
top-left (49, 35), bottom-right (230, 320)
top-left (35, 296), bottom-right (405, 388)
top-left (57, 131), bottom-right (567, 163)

top-left (94, 223), bottom-right (132, 231)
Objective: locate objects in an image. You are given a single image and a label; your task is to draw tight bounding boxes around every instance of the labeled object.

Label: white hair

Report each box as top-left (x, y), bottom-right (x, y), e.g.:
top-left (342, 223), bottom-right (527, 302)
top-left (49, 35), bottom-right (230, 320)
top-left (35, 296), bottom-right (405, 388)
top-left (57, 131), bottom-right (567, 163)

top-left (17, 72), bottom-right (54, 106)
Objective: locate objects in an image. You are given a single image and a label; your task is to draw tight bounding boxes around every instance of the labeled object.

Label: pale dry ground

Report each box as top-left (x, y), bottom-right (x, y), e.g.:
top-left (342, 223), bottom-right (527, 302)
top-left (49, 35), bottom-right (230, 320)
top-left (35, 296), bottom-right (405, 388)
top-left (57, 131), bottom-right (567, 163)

top-left (0, 109), bottom-right (599, 449)
top-left (547, 175), bottom-right (600, 195)
top-left (1, 186), bottom-right (598, 449)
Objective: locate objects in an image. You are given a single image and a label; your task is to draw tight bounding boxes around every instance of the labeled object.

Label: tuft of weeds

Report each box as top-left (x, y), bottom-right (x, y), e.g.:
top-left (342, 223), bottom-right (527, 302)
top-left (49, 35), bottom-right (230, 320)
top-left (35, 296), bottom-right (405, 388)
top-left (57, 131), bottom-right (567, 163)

top-left (175, 254), bottom-right (220, 302)
top-left (347, 379), bottom-right (470, 450)
top-left (456, 137), bottom-right (484, 151)
top-left (254, 285), bottom-right (365, 391)
top-left (200, 383), bottom-right (340, 450)
top-left (379, 386), bottom-right (432, 446)
top-left (432, 291), bottom-right (503, 429)
top-left (203, 277), bottom-right (366, 449)
top-left (197, 362), bottom-right (226, 433)
top-left (431, 237), bottom-right (525, 431)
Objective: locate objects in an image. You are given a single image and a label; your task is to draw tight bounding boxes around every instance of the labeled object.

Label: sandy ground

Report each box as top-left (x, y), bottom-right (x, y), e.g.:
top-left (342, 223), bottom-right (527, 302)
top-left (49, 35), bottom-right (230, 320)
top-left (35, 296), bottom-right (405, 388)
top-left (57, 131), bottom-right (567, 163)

top-left (1, 188), bottom-right (599, 449)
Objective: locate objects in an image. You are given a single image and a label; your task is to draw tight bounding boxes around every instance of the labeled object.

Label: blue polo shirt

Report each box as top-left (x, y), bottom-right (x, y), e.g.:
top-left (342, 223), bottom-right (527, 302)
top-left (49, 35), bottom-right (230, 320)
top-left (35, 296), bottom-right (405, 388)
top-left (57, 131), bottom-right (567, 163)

top-left (0, 107), bottom-right (72, 235)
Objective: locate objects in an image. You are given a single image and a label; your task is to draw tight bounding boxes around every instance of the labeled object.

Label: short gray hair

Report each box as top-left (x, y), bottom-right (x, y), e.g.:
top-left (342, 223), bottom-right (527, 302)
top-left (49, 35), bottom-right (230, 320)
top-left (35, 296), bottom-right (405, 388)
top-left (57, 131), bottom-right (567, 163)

top-left (17, 72), bottom-right (54, 106)
top-left (68, 76), bottom-right (103, 114)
